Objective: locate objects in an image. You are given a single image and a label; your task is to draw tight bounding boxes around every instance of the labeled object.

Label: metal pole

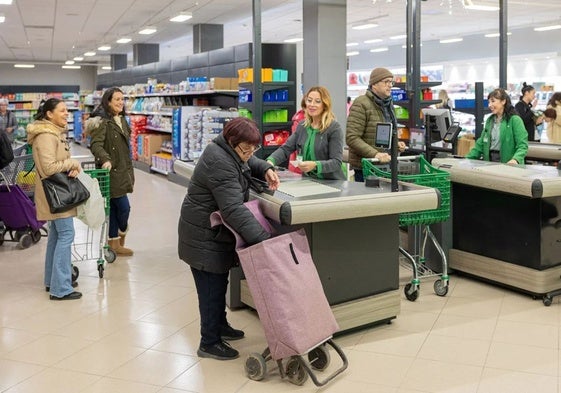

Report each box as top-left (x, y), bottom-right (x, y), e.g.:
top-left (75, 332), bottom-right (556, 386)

top-left (252, 0), bottom-right (263, 145)
top-left (499, 0), bottom-right (507, 89)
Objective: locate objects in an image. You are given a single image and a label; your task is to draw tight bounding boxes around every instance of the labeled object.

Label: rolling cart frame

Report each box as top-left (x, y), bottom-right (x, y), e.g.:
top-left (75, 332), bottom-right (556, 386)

top-left (362, 155), bottom-right (451, 301)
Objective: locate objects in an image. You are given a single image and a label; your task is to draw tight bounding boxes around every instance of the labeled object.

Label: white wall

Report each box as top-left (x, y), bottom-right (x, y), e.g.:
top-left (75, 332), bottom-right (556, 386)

top-left (0, 64), bottom-right (97, 91)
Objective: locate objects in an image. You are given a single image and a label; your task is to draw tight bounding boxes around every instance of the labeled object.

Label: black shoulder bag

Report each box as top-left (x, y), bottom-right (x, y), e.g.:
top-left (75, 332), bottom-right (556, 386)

top-left (41, 172), bottom-right (90, 214)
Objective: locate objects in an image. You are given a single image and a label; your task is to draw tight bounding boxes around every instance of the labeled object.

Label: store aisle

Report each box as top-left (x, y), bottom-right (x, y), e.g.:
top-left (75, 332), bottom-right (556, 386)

top-left (1, 150), bottom-right (561, 392)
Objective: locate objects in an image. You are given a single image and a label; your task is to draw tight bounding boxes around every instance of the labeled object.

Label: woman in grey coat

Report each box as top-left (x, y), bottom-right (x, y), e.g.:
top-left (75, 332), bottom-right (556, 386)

top-left (178, 117), bottom-right (279, 360)
top-left (267, 86), bottom-right (346, 180)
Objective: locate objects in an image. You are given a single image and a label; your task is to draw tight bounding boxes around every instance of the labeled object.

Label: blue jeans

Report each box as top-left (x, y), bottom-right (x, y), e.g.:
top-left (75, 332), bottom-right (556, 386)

top-left (109, 195), bottom-right (130, 238)
top-left (45, 217), bottom-right (75, 297)
top-left (191, 267), bottom-right (229, 347)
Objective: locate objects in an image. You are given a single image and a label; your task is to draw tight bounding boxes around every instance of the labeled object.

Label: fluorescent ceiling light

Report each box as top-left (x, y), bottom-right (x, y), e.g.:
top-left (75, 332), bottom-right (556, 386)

top-left (62, 65), bottom-right (81, 69)
top-left (170, 12), bottom-right (192, 22)
top-left (346, 42), bottom-right (358, 47)
top-left (84, 51), bottom-right (96, 56)
top-left (346, 51), bottom-right (360, 57)
top-left (464, 5), bottom-right (500, 11)
top-left (390, 34), bottom-right (406, 40)
top-left (484, 32), bottom-right (512, 37)
top-left (139, 27), bottom-right (157, 35)
top-left (284, 37), bottom-right (303, 43)
top-left (352, 23), bottom-right (378, 30)
top-left (102, 66), bottom-right (112, 70)
top-left (0, 14), bottom-right (5, 23)
top-left (440, 38), bottom-right (463, 43)
top-left (98, 45), bottom-right (111, 51)
top-left (73, 56), bottom-right (84, 61)
top-left (116, 38), bottom-right (132, 44)
top-left (364, 39), bottom-right (383, 44)
top-left (534, 25), bottom-right (561, 32)
top-left (14, 64), bottom-right (35, 69)
top-left (0, 0), bottom-right (13, 4)
top-left (370, 47), bottom-right (389, 52)
top-left (65, 60), bottom-right (75, 65)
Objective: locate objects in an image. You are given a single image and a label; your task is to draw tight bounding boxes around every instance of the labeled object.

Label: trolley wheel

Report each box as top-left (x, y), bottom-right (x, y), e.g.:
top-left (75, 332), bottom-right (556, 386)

top-left (308, 345), bottom-right (331, 371)
top-left (14, 231), bottom-right (22, 241)
top-left (72, 265), bottom-right (80, 282)
top-left (543, 295), bottom-right (553, 307)
top-left (0, 235), bottom-right (4, 246)
top-left (97, 264), bottom-right (104, 279)
top-left (18, 233), bottom-right (32, 249)
top-left (285, 356), bottom-right (308, 386)
top-left (32, 229), bottom-right (42, 243)
top-left (245, 353), bottom-right (267, 381)
top-left (104, 248), bottom-right (117, 263)
top-left (433, 279), bottom-right (449, 297)
top-left (404, 283), bottom-right (419, 301)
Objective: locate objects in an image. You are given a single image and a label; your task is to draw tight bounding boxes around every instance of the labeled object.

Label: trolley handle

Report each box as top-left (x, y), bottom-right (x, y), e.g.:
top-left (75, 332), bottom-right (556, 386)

top-left (365, 155), bottom-right (422, 164)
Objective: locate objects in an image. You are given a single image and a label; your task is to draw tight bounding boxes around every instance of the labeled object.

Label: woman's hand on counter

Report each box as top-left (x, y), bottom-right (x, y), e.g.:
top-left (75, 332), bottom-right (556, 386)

top-left (507, 159), bottom-right (518, 165)
top-left (297, 160), bottom-right (317, 173)
top-left (265, 168), bottom-right (280, 190)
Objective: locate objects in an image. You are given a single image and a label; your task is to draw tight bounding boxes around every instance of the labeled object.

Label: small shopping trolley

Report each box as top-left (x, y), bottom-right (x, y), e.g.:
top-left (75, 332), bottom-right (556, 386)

top-left (70, 163), bottom-right (115, 280)
top-left (362, 155), bottom-right (451, 301)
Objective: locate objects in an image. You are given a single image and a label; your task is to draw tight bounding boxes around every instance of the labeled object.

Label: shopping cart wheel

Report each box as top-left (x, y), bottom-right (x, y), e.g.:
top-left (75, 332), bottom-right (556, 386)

top-left (0, 234), bottom-right (4, 246)
top-left (18, 233), bottom-right (32, 249)
top-left (104, 248), bottom-right (117, 263)
top-left (285, 356), bottom-right (308, 386)
top-left (433, 279), bottom-right (448, 297)
top-left (308, 344), bottom-right (331, 371)
top-left (543, 295), bottom-right (553, 307)
top-left (72, 265), bottom-right (80, 282)
top-left (245, 353), bottom-right (267, 381)
top-left (32, 229), bottom-right (42, 243)
top-left (97, 264), bottom-right (104, 279)
top-left (404, 283), bottom-right (419, 301)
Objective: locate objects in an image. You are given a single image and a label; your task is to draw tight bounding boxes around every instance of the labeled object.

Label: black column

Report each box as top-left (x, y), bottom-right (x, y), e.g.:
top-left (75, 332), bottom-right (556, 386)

top-left (133, 43), bottom-right (159, 66)
top-left (193, 24), bottom-right (224, 53)
top-left (499, 0), bottom-right (508, 89)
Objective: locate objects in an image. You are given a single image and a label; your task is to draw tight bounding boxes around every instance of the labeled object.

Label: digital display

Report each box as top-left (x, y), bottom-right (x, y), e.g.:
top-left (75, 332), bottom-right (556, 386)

top-left (375, 123), bottom-right (392, 149)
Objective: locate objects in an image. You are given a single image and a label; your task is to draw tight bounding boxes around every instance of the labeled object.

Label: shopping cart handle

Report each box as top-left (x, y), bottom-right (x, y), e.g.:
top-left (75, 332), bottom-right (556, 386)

top-left (365, 155), bottom-right (421, 163)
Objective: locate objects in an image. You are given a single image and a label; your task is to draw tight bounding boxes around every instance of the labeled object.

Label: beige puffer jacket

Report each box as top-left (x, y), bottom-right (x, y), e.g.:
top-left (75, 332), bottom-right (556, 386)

top-left (26, 120), bottom-right (80, 221)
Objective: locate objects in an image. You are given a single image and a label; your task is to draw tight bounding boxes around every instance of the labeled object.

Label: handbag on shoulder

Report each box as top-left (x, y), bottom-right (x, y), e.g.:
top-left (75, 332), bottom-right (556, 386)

top-left (41, 172), bottom-right (90, 214)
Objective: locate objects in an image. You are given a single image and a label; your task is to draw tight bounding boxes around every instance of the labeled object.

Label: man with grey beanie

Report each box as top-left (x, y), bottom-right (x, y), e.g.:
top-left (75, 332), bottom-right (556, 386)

top-left (346, 67), bottom-right (405, 181)
top-left (0, 98), bottom-right (18, 143)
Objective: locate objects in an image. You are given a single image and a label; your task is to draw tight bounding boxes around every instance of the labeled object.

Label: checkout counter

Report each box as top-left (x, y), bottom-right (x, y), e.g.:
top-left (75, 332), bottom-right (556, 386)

top-left (432, 157), bottom-right (561, 305)
top-left (526, 142), bottom-right (561, 164)
top-left (173, 160), bottom-right (440, 331)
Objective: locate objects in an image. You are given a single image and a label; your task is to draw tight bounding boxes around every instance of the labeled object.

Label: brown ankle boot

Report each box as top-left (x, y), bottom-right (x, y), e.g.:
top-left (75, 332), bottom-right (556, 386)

top-left (108, 237), bottom-right (134, 256)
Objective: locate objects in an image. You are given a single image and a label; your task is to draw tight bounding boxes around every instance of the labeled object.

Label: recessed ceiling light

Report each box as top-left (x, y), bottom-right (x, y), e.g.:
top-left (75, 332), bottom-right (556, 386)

top-left (440, 38), bottom-right (463, 43)
top-left (73, 56), bottom-right (84, 61)
top-left (98, 45), bottom-right (111, 51)
top-left (370, 47), bottom-right (389, 52)
top-left (62, 65), bottom-right (81, 69)
top-left (139, 27), bottom-right (157, 35)
top-left (0, 0), bottom-right (13, 4)
top-left (464, 4), bottom-right (499, 11)
top-left (352, 23), bottom-right (378, 30)
top-left (84, 51), bottom-right (96, 56)
top-left (390, 35), bottom-right (407, 40)
top-left (284, 38), bottom-right (303, 43)
top-left (346, 51), bottom-right (360, 56)
top-left (14, 64), bottom-right (35, 68)
top-left (65, 60), bottom-right (75, 65)
top-left (484, 32), bottom-right (512, 38)
top-left (0, 14), bottom-right (5, 23)
top-left (534, 25), bottom-right (561, 32)
top-left (170, 12), bottom-right (192, 22)
top-left (364, 39), bottom-right (383, 44)
top-left (102, 66), bottom-right (112, 70)
top-left (116, 38), bottom-right (132, 44)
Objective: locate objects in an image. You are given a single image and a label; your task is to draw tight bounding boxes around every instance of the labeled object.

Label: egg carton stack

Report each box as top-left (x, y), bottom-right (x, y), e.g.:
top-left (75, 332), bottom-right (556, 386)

top-left (184, 109), bottom-right (238, 161)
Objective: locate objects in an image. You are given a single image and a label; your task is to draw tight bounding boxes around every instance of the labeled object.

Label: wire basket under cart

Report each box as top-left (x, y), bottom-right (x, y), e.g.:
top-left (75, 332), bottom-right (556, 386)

top-left (362, 155), bottom-right (451, 301)
top-left (71, 164), bottom-right (116, 280)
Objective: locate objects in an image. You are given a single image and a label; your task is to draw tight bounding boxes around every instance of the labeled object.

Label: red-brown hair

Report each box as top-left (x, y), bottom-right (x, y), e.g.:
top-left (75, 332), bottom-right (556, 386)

top-left (222, 117), bottom-right (261, 147)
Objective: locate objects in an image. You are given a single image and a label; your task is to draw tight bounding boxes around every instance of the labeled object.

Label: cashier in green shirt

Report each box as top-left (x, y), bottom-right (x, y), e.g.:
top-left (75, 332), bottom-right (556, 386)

top-left (465, 88), bottom-right (528, 164)
top-left (267, 86), bottom-right (346, 180)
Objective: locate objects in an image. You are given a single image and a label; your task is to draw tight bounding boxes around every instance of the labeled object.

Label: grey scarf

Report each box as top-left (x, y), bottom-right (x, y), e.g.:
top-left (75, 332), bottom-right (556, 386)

top-left (370, 90), bottom-right (398, 131)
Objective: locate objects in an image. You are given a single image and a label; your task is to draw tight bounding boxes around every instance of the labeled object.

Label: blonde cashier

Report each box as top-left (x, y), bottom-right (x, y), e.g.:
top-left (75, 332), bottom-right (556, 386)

top-left (465, 88), bottom-right (528, 164)
top-left (267, 86), bottom-right (346, 180)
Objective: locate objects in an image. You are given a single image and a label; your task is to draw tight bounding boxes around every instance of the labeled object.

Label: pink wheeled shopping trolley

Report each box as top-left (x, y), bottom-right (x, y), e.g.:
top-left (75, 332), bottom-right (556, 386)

top-left (211, 201), bottom-right (348, 386)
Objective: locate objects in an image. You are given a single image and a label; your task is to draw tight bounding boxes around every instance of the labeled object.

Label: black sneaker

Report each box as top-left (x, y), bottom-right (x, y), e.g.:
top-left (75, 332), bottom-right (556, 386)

top-left (220, 324), bottom-right (245, 341)
top-left (49, 291), bottom-right (82, 301)
top-left (197, 341), bottom-right (239, 360)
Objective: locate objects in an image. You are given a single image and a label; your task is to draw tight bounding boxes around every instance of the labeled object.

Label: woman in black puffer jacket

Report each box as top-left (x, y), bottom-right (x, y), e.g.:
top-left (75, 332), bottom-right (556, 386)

top-left (178, 117), bottom-right (279, 361)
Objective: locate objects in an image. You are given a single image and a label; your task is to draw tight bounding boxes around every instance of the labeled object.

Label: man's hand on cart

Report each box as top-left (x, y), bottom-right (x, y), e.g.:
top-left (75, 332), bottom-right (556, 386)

top-left (101, 161), bottom-right (112, 171)
top-left (398, 141), bottom-right (406, 152)
top-left (265, 167), bottom-right (280, 190)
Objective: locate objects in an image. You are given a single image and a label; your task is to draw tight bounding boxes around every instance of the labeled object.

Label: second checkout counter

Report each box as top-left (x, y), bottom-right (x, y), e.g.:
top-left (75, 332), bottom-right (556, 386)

top-left (432, 157), bottom-right (561, 305)
top-left (174, 160), bottom-right (439, 331)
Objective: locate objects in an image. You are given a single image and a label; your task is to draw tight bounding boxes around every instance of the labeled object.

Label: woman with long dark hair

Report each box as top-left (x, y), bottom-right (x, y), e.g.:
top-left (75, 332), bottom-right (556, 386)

top-left (466, 88), bottom-right (528, 164)
top-left (88, 87), bottom-right (135, 256)
top-left (27, 98), bottom-right (83, 300)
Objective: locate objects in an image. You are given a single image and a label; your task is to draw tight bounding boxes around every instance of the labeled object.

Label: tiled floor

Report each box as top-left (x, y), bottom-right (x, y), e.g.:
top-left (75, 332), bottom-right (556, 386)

top-left (1, 145), bottom-right (561, 392)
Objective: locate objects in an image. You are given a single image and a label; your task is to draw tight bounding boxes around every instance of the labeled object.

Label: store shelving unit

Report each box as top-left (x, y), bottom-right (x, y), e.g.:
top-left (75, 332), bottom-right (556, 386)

top-left (394, 81), bottom-right (442, 131)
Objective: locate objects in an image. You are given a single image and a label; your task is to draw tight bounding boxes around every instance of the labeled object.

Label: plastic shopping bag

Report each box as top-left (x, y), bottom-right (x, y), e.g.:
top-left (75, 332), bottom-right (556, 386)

top-left (76, 171), bottom-right (105, 229)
